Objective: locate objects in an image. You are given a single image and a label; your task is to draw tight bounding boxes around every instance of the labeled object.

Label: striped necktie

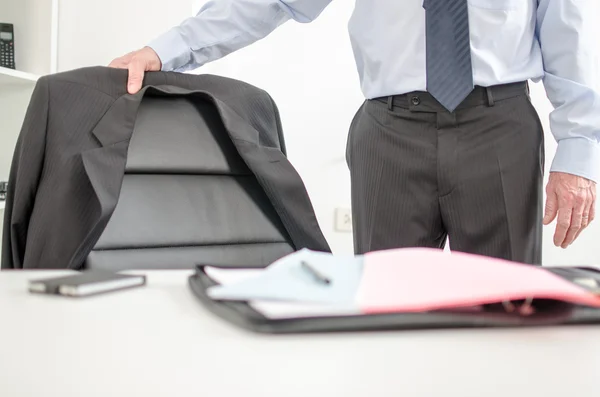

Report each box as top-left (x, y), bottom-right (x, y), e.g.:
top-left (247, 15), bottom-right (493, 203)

top-left (424, 0), bottom-right (474, 112)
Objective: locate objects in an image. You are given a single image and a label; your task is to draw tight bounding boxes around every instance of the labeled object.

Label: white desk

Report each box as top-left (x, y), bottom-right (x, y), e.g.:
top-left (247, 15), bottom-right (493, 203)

top-left (1, 270), bottom-right (600, 397)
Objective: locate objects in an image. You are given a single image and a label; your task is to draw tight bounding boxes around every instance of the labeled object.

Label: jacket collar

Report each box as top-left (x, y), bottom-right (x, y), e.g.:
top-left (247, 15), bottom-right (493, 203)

top-left (91, 85), bottom-right (261, 148)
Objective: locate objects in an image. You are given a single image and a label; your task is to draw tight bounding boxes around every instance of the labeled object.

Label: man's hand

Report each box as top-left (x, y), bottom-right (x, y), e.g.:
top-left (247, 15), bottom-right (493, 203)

top-left (543, 172), bottom-right (596, 248)
top-left (108, 47), bottom-right (162, 94)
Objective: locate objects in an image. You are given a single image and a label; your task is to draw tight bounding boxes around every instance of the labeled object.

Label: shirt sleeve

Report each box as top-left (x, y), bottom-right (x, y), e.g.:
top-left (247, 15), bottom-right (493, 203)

top-left (537, 0), bottom-right (600, 182)
top-left (147, 0), bottom-right (333, 73)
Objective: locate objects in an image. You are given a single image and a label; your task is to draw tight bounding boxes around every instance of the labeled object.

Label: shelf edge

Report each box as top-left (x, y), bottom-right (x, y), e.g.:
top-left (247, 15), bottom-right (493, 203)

top-left (0, 66), bottom-right (40, 84)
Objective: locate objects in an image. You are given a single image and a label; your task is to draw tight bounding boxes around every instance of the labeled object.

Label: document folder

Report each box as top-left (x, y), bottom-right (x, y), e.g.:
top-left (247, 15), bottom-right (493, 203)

top-left (188, 264), bottom-right (600, 334)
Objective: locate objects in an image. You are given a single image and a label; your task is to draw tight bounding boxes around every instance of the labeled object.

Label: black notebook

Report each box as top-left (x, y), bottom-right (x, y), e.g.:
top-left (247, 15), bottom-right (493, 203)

top-left (29, 271), bottom-right (146, 297)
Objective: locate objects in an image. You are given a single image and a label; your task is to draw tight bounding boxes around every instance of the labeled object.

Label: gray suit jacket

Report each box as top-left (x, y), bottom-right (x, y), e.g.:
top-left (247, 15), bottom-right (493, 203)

top-left (1, 67), bottom-right (330, 269)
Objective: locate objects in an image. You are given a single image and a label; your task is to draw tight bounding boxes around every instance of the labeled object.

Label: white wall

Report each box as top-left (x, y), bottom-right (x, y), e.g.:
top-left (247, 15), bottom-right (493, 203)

top-left (0, 0), bottom-right (55, 75)
top-left (55, 0), bottom-right (600, 265)
top-left (56, 0), bottom-right (191, 71)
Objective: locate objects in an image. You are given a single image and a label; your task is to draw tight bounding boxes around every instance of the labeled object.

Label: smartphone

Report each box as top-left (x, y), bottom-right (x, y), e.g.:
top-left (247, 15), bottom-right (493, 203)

top-left (29, 271), bottom-right (146, 297)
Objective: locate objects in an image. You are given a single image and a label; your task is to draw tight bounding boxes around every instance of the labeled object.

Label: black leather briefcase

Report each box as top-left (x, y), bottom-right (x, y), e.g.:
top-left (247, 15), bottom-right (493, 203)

top-left (188, 265), bottom-right (600, 334)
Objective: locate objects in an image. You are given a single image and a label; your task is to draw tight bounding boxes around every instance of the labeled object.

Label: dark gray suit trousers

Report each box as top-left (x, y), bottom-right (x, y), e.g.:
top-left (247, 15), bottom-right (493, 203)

top-left (346, 83), bottom-right (544, 264)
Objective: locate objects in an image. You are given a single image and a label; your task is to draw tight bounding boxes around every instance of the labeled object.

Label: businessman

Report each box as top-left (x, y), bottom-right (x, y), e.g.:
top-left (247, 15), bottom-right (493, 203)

top-left (110, 0), bottom-right (599, 264)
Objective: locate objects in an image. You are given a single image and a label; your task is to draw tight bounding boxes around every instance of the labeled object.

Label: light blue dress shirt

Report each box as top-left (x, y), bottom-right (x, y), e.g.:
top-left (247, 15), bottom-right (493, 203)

top-left (149, 0), bottom-right (600, 182)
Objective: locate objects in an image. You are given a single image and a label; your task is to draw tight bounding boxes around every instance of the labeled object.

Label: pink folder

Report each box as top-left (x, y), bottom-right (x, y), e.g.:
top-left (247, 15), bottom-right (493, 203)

top-left (356, 248), bottom-right (600, 314)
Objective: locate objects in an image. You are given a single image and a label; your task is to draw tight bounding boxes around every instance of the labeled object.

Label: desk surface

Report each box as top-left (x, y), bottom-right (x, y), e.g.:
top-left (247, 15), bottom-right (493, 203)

top-left (1, 270), bottom-right (600, 397)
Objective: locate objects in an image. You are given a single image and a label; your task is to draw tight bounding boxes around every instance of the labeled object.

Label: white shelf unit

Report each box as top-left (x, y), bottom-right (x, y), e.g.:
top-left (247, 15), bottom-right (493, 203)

top-left (0, 0), bottom-right (58, 182)
top-left (0, 66), bottom-right (38, 85)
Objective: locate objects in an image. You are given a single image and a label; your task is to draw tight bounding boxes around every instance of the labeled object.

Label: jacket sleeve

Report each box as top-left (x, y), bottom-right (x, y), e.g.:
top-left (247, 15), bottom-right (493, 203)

top-left (1, 77), bottom-right (50, 269)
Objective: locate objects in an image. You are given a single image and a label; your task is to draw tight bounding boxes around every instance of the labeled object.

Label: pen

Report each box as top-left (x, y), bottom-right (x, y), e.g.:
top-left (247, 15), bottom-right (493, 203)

top-left (301, 261), bottom-right (331, 285)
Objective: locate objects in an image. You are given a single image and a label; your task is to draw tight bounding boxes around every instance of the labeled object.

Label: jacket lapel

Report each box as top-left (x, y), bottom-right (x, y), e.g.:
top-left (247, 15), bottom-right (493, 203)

top-left (74, 93), bottom-right (145, 268)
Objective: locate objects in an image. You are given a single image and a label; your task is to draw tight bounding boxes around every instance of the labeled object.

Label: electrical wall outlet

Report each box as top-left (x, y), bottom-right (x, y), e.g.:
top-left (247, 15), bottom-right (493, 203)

top-left (334, 207), bottom-right (353, 233)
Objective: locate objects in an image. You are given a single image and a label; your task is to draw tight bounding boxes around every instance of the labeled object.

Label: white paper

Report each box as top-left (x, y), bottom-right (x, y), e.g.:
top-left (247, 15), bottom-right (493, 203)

top-left (204, 265), bottom-right (360, 319)
top-left (205, 249), bottom-right (363, 305)
top-left (204, 267), bottom-right (263, 285)
top-left (249, 301), bottom-right (360, 319)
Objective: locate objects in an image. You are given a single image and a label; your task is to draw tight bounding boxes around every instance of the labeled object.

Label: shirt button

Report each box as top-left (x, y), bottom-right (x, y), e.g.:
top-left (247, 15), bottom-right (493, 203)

top-left (411, 96), bottom-right (421, 106)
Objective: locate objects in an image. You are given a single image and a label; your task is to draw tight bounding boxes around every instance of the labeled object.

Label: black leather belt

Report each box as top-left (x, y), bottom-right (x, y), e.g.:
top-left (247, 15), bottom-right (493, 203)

top-left (377, 81), bottom-right (528, 112)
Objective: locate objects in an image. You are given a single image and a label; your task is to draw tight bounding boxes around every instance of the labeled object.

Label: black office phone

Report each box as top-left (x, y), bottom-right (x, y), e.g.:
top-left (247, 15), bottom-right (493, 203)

top-left (0, 23), bottom-right (15, 69)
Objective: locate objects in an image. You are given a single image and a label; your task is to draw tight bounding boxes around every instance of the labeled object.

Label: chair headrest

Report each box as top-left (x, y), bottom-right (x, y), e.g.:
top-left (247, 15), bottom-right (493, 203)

top-left (125, 97), bottom-right (251, 175)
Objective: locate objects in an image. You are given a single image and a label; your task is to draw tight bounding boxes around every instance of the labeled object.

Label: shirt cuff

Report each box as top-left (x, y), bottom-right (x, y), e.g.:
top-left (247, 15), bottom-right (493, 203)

top-left (550, 137), bottom-right (600, 183)
top-left (147, 28), bottom-right (191, 72)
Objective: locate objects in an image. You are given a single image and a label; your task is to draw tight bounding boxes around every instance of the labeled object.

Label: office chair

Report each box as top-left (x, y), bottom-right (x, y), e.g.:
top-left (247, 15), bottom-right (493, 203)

top-left (84, 96), bottom-right (295, 271)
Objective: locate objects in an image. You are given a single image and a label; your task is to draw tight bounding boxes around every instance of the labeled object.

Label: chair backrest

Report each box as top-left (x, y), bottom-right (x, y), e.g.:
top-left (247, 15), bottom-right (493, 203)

top-left (84, 96), bottom-right (295, 271)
